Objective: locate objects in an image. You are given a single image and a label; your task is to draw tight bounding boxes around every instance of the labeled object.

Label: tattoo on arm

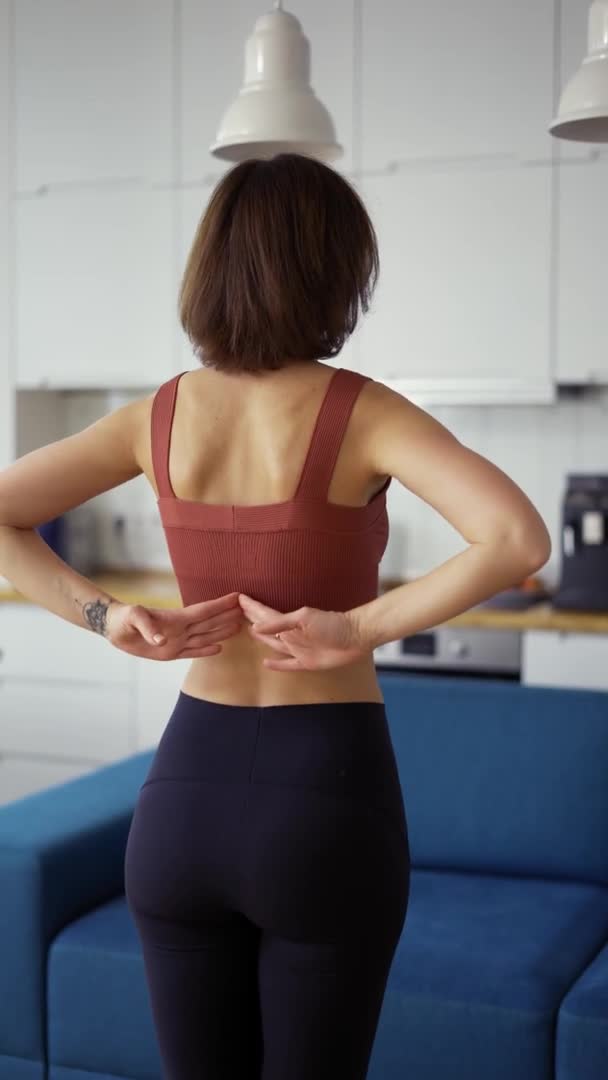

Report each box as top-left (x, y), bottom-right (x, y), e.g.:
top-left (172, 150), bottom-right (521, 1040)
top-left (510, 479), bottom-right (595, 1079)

top-left (80, 597), bottom-right (114, 637)
top-left (55, 577), bottom-right (117, 637)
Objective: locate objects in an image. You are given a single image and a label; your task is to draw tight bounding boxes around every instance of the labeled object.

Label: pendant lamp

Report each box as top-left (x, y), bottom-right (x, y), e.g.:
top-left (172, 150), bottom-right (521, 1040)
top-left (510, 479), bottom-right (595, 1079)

top-left (550, 0), bottom-right (608, 141)
top-left (210, 0), bottom-right (342, 162)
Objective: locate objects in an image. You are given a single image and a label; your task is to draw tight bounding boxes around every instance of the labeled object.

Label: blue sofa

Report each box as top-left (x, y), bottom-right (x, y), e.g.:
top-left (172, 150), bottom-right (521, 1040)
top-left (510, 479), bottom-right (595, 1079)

top-left (1, 673), bottom-right (607, 1080)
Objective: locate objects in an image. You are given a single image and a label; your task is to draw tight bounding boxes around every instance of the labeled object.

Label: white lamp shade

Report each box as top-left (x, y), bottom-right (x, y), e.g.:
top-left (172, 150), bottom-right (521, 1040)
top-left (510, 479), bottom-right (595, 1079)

top-left (550, 0), bottom-right (608, 141)
top-left (210, 7), bottom-right (342, 163)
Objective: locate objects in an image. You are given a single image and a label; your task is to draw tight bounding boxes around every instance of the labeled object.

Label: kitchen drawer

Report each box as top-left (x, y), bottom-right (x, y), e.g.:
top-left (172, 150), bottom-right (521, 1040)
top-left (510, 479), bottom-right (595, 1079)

top-left (522, 631), bottom-right (608, 691)
top-left (0, 604), bottom-right (132, 682)
top-left (0, 678), bottom-right (133, 760)
top-left (0, 754), bottom-right (97, 807)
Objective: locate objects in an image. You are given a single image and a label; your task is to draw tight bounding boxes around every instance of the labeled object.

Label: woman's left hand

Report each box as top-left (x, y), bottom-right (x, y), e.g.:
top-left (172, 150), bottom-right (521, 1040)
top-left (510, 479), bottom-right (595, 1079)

top-left (238, 594), bottom-right (368, 672)
top-left (104, 592), bottom-right (245, 661)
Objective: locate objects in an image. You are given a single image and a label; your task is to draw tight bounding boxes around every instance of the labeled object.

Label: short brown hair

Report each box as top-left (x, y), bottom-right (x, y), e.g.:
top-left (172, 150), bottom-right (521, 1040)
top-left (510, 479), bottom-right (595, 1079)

top-left (178, 153), bottom-right (379, 374)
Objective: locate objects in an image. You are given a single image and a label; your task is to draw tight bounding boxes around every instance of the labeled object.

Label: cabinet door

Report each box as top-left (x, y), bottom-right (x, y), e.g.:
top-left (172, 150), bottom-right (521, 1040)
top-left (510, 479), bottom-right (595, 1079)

top-left (0, 679), bottom-right (132, 761)
top-left (16, 188), bottom-right (177, 389)
top-left (0, 754), bottom-right (97, 807)
top-left (556, 157), bottom-right (608, 383)
top-left (361, 0), bottom-right (554, 170)
top-left (522, 631), bottom-right (608, 691)
top-left (353, 167), bottom-right (553, 400)
top-left (0, 604), bottom-right (132, 683)
top-left (15, 0), bottom-right (174, 191)
top-left (180, 0), bottom-right (355, 185)
top-left (134, 655), bottom-right (191, 749)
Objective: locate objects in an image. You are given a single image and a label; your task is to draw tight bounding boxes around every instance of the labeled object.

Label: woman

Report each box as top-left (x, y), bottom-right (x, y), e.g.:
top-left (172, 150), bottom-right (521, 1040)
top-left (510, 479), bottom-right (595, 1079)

top-left (0, 153), bottom-right (551, 1079)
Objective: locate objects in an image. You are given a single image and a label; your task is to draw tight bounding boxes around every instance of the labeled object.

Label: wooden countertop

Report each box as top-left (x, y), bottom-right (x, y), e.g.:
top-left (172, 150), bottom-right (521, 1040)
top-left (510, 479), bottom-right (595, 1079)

top-left (1, 569), bottom-right (608, 634)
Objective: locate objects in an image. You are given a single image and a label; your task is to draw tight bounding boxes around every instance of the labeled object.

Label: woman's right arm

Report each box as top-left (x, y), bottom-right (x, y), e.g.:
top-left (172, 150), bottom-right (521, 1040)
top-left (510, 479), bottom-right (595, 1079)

top-left (349, 382), bottom-right (552, 651)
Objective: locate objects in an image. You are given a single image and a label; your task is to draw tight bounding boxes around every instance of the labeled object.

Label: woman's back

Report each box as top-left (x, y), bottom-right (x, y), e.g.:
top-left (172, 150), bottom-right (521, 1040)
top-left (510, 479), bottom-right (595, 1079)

top-left (135, 359), bottom-right (391, 706)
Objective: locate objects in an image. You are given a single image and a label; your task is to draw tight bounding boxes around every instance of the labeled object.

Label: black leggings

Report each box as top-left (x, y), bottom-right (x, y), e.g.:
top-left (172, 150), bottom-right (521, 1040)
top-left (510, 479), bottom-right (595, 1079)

top-left (124, 691), bottom-right (410, 1080)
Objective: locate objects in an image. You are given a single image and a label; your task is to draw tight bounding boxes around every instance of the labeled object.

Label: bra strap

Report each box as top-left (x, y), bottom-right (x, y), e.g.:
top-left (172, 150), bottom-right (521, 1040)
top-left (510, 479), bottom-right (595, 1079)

top-left (295, 367), bottom-right (371, 500)
top-left (151, 372), bottom-right (185, 498)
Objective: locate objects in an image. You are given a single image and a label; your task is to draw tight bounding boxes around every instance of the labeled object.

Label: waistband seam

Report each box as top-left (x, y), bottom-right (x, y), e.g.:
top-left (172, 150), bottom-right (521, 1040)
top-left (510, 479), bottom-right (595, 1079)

top-left (247, 706), bottom-right (262, 783)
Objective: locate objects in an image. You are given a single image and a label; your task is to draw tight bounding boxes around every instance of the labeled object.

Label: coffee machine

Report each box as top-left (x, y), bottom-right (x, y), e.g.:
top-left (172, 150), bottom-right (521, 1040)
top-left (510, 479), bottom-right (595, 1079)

top-left (553, 474), bottom-right (608, 611)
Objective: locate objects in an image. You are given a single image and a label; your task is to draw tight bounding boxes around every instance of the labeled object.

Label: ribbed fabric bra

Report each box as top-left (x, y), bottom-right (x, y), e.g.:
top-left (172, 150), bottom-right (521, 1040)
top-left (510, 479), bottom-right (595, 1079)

top-left (151, 366), bottom-right (391, 612)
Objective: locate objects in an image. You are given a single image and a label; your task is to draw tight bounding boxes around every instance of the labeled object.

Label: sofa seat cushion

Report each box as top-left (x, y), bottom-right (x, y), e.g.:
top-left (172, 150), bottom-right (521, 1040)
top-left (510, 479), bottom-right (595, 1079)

top-left (47, 897), bottom-right (161, 1080)
top-left (370, 868), bottom-right (608, 1080)
top-left (46, 872), bottom-right (608, 1080)
top-left (556, 937), bottom-right (608, 1080)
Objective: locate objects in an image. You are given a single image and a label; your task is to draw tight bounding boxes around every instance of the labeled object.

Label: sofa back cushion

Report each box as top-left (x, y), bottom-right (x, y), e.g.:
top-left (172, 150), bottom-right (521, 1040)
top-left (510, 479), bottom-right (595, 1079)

top-left (379, 673), bottom-right (608, 885)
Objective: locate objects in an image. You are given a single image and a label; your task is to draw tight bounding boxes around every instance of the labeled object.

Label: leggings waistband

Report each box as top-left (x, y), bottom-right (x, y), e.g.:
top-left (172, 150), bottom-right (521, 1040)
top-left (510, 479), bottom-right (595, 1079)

top-left (142, 691), bottom-right (401, 820)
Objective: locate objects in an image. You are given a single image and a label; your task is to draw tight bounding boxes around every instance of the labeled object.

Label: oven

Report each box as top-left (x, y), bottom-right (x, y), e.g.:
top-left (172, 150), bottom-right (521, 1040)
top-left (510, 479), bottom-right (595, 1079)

top-left (373, 626), bottom-right (522, 681)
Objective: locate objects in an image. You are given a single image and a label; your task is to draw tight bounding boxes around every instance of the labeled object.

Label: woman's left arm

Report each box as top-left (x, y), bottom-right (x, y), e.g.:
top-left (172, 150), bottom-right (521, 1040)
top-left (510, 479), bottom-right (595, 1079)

top-left (0, 397), bottom-right (149, 635)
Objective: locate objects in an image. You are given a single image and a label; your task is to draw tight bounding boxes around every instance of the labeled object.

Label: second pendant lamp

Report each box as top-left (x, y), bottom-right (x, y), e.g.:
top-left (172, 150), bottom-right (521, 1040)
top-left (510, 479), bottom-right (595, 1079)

top-left (210, 0), bottom-right (342, 163)
top-left (550, 0), bottom-right (608, 141)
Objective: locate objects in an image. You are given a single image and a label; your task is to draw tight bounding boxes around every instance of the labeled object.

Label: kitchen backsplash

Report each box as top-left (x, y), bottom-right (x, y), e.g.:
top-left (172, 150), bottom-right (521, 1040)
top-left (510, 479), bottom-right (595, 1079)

top-left (19, 382), bottom-right (608, 592)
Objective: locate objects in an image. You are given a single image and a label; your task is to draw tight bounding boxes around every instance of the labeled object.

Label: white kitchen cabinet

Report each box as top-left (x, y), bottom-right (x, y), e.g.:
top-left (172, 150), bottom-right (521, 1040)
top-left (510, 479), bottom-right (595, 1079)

top-left (0, 755), bottom-right (98, 807)
top-left (0, 0), bottom-right (14, 472)
top-left (15, 187), bottom-right (177, 389)
top-left (0, 603), bottom-right (132, 683)
top-left (352, 167), bottom-right (553, 402)
top-left (522, 631), bottom-right (608, 691)
top-left (0, 679), bottom-right (132, 761)
top-left (0, 602), bottom-right (136, 805)
top-left (556, 156), bottom-right (608, 384)
top-left (14, 0), bottom-right (174, 192)
top-left (134, 655), bottom-right (191, 749)
top-left (180, 0), bottom-right (355, 185)
top-left (361, 0), bottom-right (554, 171)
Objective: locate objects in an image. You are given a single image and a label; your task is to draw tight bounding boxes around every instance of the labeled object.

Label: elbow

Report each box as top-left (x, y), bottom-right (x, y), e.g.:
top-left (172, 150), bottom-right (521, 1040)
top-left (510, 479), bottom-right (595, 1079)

top-left (508, 522), bottom-right (552, 578)
top-left (524, 533), bottom-right (552, 575)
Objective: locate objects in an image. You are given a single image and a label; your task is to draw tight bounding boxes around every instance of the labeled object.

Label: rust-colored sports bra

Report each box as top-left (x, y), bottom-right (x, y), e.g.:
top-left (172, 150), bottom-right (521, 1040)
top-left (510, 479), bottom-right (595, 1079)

top-left (151, 366), bottom-right (391, 612)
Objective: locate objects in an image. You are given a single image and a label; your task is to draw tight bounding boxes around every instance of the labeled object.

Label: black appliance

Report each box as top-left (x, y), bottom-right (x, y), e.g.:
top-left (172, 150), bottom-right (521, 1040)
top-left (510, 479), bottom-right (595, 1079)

top-left (553, 474), bottom-right (608, 611)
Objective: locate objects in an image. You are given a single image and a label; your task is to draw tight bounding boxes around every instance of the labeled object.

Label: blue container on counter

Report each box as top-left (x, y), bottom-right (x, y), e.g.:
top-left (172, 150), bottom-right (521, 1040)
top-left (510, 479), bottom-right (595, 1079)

top-left (36, 516), bottom-right (68, 560)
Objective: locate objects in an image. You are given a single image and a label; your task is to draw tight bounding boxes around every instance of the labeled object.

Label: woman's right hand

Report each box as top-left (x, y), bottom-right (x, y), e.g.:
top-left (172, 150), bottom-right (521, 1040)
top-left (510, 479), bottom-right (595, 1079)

top-left (238, 594), bottom-right (368, 671)
top-left (105, 592), bottom-right (245, 661)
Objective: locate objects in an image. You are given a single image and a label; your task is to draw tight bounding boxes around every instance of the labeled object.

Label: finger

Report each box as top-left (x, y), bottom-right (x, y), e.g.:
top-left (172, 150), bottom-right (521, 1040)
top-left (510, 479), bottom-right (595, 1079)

top-left (186, 623), bottom-right (243, 648)
top-left (251, 614), bottom-right (303, 635)
top-left (189, 612), bottom-right (246, 636)
top-left (178, 644), bottom-right (223, 658)
top-left (179, 593), bottom-right (242, 620)
top-left (238, 594), bottom-right (283, 620)
top-left (165, 591), bottom-right (241, 626)
top-left (129, 605), bottom-right (167, 645)
top-left (247, 626), bottom-right (294, 654)
top-left (153, 609), bottom-right (244, 639)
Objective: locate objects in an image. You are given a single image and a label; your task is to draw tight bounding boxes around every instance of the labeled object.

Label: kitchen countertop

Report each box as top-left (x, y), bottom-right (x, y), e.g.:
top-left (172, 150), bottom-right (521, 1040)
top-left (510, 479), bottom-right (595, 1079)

top-left (1, 569), bottom-right (608, 634)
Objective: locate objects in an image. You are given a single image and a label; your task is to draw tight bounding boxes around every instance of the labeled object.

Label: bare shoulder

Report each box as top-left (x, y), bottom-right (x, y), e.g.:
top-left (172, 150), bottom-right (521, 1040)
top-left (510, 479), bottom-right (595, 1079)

top-left (355, 375), bottom-right (459, 477)
top-left (357, 374), bottom-right (419, 421)
top-left (123, 381), bottom-right (178, 478)
top-left (129, 368), bottom-right (209, 470)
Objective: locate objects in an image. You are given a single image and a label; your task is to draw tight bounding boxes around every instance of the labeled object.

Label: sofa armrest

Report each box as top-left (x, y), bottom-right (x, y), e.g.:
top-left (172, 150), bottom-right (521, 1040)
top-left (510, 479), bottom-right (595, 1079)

top-left (0, 750), bottom-right (153, 1071)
